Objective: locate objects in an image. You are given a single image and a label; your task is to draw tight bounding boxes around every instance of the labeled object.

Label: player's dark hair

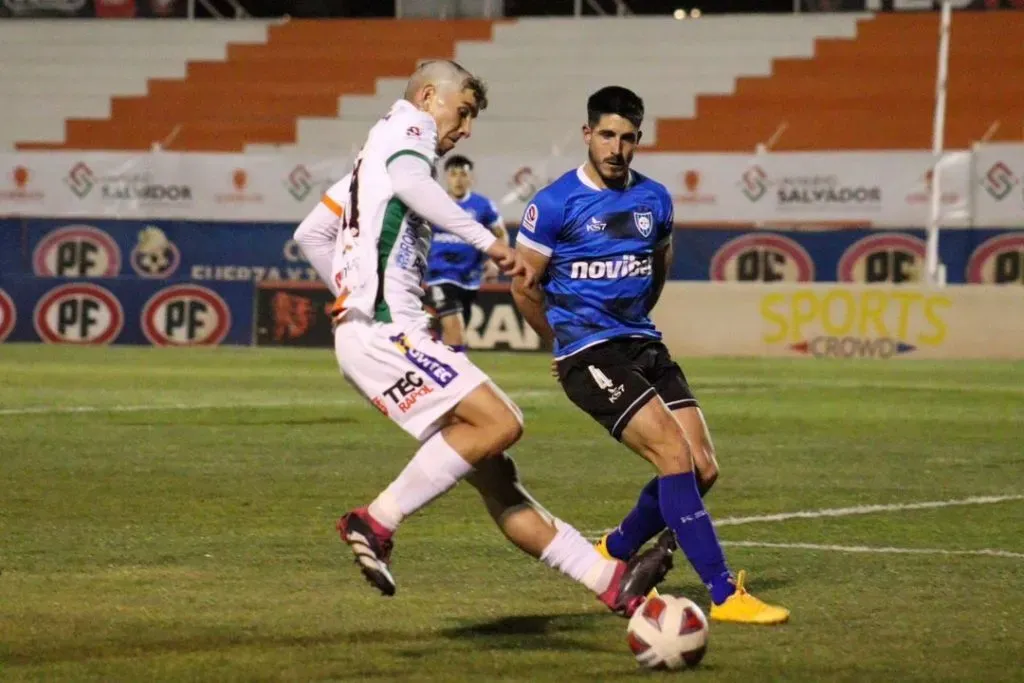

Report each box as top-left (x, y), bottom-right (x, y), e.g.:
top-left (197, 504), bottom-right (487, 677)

top-left (444, 155), bottom-right (474, 171)
top-left (587, 86), bottom-right (644, 129)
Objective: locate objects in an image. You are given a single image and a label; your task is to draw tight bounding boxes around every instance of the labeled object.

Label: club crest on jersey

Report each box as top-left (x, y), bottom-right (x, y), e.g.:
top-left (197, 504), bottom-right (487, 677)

top-left (633, 211), bottom-right (654, 237)
top-left (389, 334), bottom-right (458, 387)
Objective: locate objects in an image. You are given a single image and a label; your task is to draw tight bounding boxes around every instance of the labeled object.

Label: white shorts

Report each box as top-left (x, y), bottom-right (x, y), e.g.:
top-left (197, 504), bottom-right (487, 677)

top-left (334, 316), bottom-right (489, 441)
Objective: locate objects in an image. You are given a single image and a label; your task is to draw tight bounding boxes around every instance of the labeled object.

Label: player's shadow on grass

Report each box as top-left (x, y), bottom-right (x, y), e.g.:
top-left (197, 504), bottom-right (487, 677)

top-left (440, 612), bottom-right (616, 653)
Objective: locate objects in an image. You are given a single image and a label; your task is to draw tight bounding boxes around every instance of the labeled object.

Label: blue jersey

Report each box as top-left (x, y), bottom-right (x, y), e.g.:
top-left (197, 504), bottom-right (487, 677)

top-left (426, 192), bottom-right (502, 290)
top-left (517, 167), bottom-right (674, 359)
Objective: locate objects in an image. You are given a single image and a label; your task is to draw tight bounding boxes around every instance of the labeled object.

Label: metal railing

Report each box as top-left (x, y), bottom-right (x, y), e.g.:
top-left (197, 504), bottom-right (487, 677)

top-left (186, 0), bottom-right (248, 19)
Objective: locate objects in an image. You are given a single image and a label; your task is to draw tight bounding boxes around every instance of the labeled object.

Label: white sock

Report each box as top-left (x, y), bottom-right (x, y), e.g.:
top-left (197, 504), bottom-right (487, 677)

top-left (540, 519), bottom-right (620, 595)
top-left (367, 432), bottom-right (473, 531)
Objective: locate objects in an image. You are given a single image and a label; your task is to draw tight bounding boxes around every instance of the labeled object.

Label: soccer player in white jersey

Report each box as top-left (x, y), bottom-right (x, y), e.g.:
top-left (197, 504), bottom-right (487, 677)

top-left (293, 60), bottom-right (672, 617)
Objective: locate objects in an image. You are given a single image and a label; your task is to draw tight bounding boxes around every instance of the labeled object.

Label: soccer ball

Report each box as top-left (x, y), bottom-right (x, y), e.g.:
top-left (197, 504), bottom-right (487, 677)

top-left (626, 594), bottom-right (709, 670)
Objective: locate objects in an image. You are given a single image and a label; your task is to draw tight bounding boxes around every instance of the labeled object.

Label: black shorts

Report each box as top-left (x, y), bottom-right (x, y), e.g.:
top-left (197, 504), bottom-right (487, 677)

top-left (557, 337), bottom-right (698, 440)
top-left (423, 283), bottom-right (477, 324)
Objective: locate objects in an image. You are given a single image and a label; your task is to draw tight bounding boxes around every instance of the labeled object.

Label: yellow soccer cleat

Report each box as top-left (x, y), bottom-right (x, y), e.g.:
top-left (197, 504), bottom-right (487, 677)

top-left (595, 533), bottom-right (615, 561)
top-left (709, 570), bottom-right (790, 625)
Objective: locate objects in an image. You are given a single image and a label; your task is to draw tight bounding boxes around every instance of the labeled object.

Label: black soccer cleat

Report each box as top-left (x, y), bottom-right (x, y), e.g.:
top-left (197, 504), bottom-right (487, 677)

top-left (337, 509), bottom-right (397, 597)
top-left (654, 528), bottom-right (678, 554)
top-left (599, 533), bottom-right (676, 617)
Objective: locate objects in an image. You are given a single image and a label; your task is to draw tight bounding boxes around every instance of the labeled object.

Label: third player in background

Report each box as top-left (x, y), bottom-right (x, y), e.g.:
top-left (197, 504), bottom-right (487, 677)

top-left (424, 155), bottom-right (508, 351)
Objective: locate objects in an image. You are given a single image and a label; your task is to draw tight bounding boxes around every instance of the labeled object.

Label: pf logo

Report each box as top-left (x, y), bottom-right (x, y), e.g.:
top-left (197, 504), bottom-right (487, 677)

top-left (838, 234), bottom-right (926, 284)
top-left (33, 225), bottom-right (121, 278)
top-left (0, 289), bottom-right (16, 342)
top-left (710, 234), bottom-right (815, 282)
top-left (34, 283), bottom-right (124, 345)
top-left (142, 284), bottom-right (231, 346)
top-left (966, 233), bottom-right (1024, 284)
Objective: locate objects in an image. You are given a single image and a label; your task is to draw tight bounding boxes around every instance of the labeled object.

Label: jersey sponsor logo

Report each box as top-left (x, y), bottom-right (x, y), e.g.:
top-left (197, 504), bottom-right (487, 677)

top-left (586, 217), bottom-right (607, 233)
top-left (33, 283), bottom-right (123, 345)
top-left (406, 125), bottom-right (422, 138)
top-left (395, 223), bottom-right (428, 279)
top-left (433, 231), bottom-right (469, 245)
top-left (633, 211), bottom-right (654, 237)
top-left (389, 334), bottom-right (458, 387)
top-left (522, 203), bottom-right (538, 232)
top-left (381, 371), bottom-right (435, 414)
top-left (966, 233), bottom-right (1024, 284)
top-left (711, 234), bottom-right (814, 282)
top-left (588, 364), bottom-right (625, 403)
top-left (142, 284), bottom-right (231, 346)
top-left (0, 289), bottom-right (16, 342)
top-left (569, 254), bottom-right (653, 280)
top-left (33, 224), bottom-right (121, 278)
top-left (372, 397), bottom-right (389, 416)
top-left (838, 234), bottom-right (926, 283)
top-left (130, 225), bottom-right (180, 278)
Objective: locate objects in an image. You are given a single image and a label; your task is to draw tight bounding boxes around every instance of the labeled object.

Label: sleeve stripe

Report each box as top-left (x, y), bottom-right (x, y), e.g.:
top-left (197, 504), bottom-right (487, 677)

top-left (515, 232), bottom-right (553, 257)
top-left (321, 194), bottom-right (344, 217)
top-left (386, 149), bottom-right (433, 168)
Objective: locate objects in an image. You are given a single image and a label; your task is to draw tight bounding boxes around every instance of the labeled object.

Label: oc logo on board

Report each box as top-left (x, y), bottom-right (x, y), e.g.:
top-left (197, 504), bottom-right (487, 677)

top-left (710, 233), bottom-right (815, 282)
top-left (966, 233), bottom-right (1024, 284)
top-left (0, 289), bottom-right (16, 342)
top-left (838, 234), bottom-right (926, 283)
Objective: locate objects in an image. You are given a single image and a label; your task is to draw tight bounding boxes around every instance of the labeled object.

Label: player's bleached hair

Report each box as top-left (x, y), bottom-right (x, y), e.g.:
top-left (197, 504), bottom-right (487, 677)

top-left (587, 86), bottom-right (644, 129)
top-left (404, 60), bottom-right (489, 112)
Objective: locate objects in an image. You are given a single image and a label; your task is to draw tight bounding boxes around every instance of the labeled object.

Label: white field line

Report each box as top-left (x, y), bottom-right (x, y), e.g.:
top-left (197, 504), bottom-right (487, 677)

top-left (712, 494), bottom-right (1024, 527)
top-left (0, 389), bottom-right (559, 417)
top-left (0, 400), bottom-right (352, 416)
top-left (721, 541), bottom-right (1024, 559)
top-left (4, 374), bottom-right (1021, 417)
top-left (584, 494), bottom-right (1024, 541)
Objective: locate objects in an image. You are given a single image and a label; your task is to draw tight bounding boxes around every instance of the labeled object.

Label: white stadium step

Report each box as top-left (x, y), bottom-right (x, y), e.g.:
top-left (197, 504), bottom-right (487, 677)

top-left (293, 14), bottom-right (865, 155)
top-left (0, 20), bottom-right (270, 150)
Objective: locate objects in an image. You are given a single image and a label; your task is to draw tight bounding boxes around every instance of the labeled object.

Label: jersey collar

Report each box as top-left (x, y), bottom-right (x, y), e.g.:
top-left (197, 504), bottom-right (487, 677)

top-left (576, 164), bottom-right (634, 191)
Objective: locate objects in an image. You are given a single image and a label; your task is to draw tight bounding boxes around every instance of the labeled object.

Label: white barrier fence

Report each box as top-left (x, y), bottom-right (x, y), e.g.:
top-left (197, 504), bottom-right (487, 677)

top-left (0, 144), bottom-right (1021, 225)
top-left (652, 282), bottom-right (1024, 360)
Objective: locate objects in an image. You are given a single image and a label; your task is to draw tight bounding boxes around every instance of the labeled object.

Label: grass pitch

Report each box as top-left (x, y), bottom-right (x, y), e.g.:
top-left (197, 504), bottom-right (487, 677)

top-left (1, 345), bottom-right (1022, 682)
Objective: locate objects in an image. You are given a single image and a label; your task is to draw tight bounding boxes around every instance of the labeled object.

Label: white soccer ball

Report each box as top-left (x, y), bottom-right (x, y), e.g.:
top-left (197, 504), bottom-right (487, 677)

top-left (626, 594), bottom-right (709, 670)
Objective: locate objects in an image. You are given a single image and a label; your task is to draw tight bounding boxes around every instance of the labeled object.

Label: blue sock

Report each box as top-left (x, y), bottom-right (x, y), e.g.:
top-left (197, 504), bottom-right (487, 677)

top-left (658, 472), bottom-right (735, 605)
top-left (605, 477), bottom-right (664, 560)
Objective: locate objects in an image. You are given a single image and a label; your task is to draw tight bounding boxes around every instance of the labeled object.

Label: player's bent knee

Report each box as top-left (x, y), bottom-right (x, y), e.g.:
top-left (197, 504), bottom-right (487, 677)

top-left (489, 408), bottom-right (523, 453)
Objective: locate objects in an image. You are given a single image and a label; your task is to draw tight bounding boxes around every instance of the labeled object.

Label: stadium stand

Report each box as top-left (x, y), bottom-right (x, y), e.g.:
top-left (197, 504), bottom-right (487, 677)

top-left (6, 12), bottom-right (1023, 154)
top-left (2, 20), bottom-right (270, 151)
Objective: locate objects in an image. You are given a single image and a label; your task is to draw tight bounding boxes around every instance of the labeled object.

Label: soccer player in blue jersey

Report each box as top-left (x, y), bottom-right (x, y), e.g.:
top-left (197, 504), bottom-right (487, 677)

top-left (511, 86), bottom-right (789, 624)
top-left (424, 155), bottom-right (508, 351)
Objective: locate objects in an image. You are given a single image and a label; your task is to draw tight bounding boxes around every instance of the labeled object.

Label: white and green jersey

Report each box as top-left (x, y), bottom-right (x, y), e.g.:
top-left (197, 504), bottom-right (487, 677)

top-left (332, 100), bottom-right (440, 328)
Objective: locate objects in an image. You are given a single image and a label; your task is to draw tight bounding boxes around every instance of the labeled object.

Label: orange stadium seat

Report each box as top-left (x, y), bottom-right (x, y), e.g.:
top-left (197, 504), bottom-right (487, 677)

top-left (16, 19), bottom-right (496, 152)
top-left (651, 12), bottom-right (1024, 151)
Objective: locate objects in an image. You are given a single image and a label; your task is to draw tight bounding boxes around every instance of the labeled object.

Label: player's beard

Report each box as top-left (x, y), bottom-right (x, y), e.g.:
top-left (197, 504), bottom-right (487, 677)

top-left (589, 148), bottom-right (630, 188)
